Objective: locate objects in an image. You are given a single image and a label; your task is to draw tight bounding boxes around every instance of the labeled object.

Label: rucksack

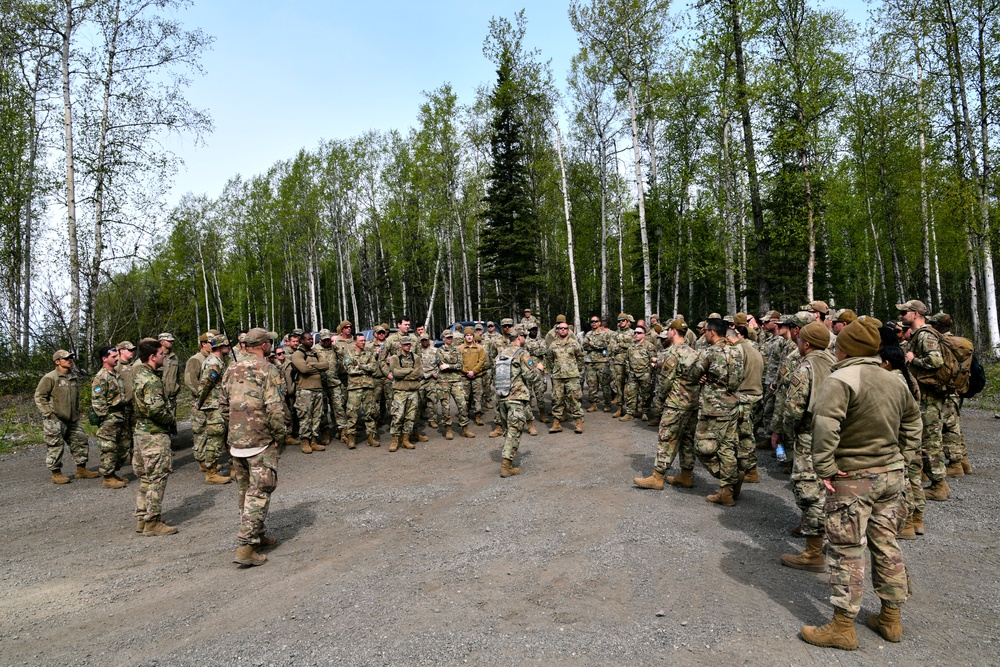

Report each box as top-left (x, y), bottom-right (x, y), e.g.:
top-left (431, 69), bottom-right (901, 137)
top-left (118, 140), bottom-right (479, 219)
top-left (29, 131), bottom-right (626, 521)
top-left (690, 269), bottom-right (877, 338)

top-left (960, 353), bottom-right (987, 399)
top-left (494, 349), bottom-right (522, 398)
top-left (911, 329), bottom-right (973, 395)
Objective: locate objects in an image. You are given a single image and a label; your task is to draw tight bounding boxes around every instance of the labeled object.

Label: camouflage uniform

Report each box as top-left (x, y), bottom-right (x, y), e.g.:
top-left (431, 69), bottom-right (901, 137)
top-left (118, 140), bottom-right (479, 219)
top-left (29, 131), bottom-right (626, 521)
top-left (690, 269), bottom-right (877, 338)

top-left (418, 342), bottom-right (442, 423)
top-left (624, 337), bottom-right (657, 417)
top-left (388, 347), bottom-right (422, 436)
top-left (370, 339), bottom-right (392, 424)
top-left (906, 325), bottom-right (946, 483)
top-left (520, 314), bottom-right (540, 330)
top-left (652, 342), bottom-right (702, 473)
top-left (91, 365), bottom-right (129, 476)
top-left (482, 328), bottom-right (504, 399)
top-left (291, 346), bottom-right (330, 441)
top-left (315, 341), bottom-right (346, 433)
top-left (522, 333), bottom-right (548, 416)
top-left (219, 354), bottom-right (285, 548)
top-left (159, 351), bottom-right (181, 425)
top-left (498, 343), bottom-right (534, 463)
top-left (34, 369), bottom-right (90, 473)
top-left (132, 363), bottom-right (175, 523)
top-left (735, 338), bottom-right (764, 473)
top-left (344, 345), bottom-right (378, 438)
top-left (437, 341), bottom-right (469, 428)
top-left (545, 335), bottom-right (585, 423)
top-left (582, 326), bottom-right (612, 408)
top-left (184, 351), bottom-right (208, 463)
top-left (694, 339), bottom-right (745, 487)
top-left (196, 354), bottom-right (228, 469)
top-left (942, 395), bottom-right (967, 464)
top-left (608, 323), bottom-right (634, 408)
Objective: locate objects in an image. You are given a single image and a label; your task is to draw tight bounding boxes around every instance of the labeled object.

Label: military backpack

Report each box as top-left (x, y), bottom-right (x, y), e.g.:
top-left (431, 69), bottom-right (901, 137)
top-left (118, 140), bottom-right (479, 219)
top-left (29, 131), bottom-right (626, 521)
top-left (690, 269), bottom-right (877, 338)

top-left (494, 349), bottom-right (524, 399)
top-left (911, 329), bottom-right (974, 395)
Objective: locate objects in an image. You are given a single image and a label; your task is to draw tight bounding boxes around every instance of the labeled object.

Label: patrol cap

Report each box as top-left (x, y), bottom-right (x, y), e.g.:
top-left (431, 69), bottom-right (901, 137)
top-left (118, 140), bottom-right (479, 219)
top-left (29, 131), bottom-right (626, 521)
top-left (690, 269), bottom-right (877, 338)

top-left (474, 323), bottom-right (484, 331)
top-left (668, 318), bottom-right (688, 333)
top-left (500, 318), bottom-right (514, 326)
top-left (556, 314), bottom-right (567, 324)
top-left (337, 320), bottom-right (352, 333)
top-left (803, 300), bottom-right (830, 314)
top-left (616, 312), bottom-right (628, 321)
top-left (895, 299), bottom-right (927, 315)
top-left (524, 308), bottom-right (532, 313)
top-left (244, 327), bottom-right (271, 347)
top-left (708, 312), bottom-right (722, 320)
top-left (419, 333), bottom-right (431, 342)
top-left (52, 349), bottom-right (73, 362)
top-left (627, 314), bottom-right (636, 324)
top-left (198, 331), bottom-right (212, 343)
top-left (929, 312), bottom-right (953, 328)
top-left (734, 313), bottom-right (748, 326)
top-left (528, 324), bottom-right (539, 331)
top-left (780, 311), bottom-right (814, 328)
top-left (400, 335), bottom-right (415, 346)
top-left (116, 340), bottom-right (135, 352)
top-left (289, 328), bottom-right (304, 337)
top-left (267, 331), bottom-right (278, 341)
top-left (766, 310), bottom-right (782, 321)
top-left (211, 334), bottom-right (230, 348)
top-left (318, 328), bottom-right (333, 340)
top-left (658, 328), bottom-right (670, 339)
top-left (486, 321), bottom-right (496, 328)
top-left (696, 320), bottom-right (707, 330)
top-left (652, 323), bottom-right (663, 334)
top-left (723, 315), bottom-right (734, 324)
top-left (512, 324), bottom-right (527, 336)
top-left (157, 332), bottom-right (175, 342)
top-left (442, 329), bottom-right (454, 339)
top-left (374, 325), bottom-right (388, 334)
top-left (834, 309), bottom-right (857, 324)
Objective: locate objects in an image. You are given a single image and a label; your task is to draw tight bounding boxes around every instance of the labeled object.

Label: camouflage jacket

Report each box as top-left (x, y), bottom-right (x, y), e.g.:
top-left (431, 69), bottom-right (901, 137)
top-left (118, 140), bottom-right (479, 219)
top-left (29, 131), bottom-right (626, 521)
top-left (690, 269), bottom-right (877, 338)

top-left (133, 363), bottom-right (173, 434)
top-left (184, 352), bottom-right (206, 398)
top-left (315, 344), bottom-right (342, 387)
top-left (419, 345), bottom-right (440, 380)
top-left (695, 339), bottom-right (744, 418)
top-left (609, 327), bottom-right (634, 362)
top-left (483, 332), bottom-right (504, 360)
top-left (335, 338), bottom-right (354, 374)
top-left (656, 342), bottom-right (702, 412)
top-left (369, 342), bottom-right (391, 380)
top-left (499, 344), bottom-right (532, 402)
top-left (582, 328), bottom-right (612, 364)
top-left (907, 324), bottom-right (944, 381)
top-left (520, 315), bottom-right (540, 330)
top-left (545, 336), bottom-right (584, 379)
top-left (389, 352), bottom-right (422, 391)
top-left (197, 354), bottom-right (226, 410)
top-left (626, 338), bottom-right (658, 377)
top-left (91, 366), bottom-right (125, 418)
top-left (160, 352), bottom-right (181, 399)
top-left (524, 335), bottom-right (547, 364)
top-left (763, 336), bottom-right (791, 387)
top-left (437, 343), bottom-right (464, 383)
top-left (770, 348), bottom-right (803, 432)
top-left (343, 346), bottom-right (377, 389)
top-left (219, 355), bottom-right (286, 451)
top-left (778, 349), bottom-right (836, 438)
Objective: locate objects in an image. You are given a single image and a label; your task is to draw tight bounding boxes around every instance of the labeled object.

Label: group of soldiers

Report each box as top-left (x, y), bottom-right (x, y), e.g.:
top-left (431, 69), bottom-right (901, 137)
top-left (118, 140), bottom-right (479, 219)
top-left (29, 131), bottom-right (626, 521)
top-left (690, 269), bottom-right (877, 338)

top-left (32, 297), bottom-right (977, 647)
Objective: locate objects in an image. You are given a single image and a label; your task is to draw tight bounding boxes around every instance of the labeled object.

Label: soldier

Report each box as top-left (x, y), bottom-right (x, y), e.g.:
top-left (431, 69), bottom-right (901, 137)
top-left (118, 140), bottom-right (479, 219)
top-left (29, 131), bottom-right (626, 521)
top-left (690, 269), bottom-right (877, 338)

top-left (520, 308), bottom-right (540, 330)
top-left (620, 325), bottom-right (657, 422)
top-left (385, 316), bottom-right (413, 357)
top-left (132, 338), bottom-right (178, 536)
top-left (523, 324), bottom-right (549, 424)
top-left (281, 330), bottom-right (302, 444)
top-left (582, 315), bottom-right (612, 412)
top-left (115, 341), bottom-right (138, 459)
top-left (693, 318), bottom-right (745, 506)
top-left (776, 322), bottom-right (836, 571)
top-left (388, 335), bottom-right (427, 451)
top-left (418, 333), bottom-right (442, 428)
top-left (634, 320), bottom-right (703, 490)
top-left (291, 331), bottom-right (330, 454)
top-left (458, 326), bottom-right (487, 427)
top-left (91, 345), bottom-right (129, 489)
top-left (195, 335), bottom-right (233, 484)
top-left (482, 321), bottom-right (503, 402)
top-left (609, 313), bottom-right (634, 416)
top-left (185, 332), bottom-right (214, 472)
top-left (800, 317), bottom-right (921, 651)
top-left (34, 350), bottom-right (95, 484)
top-left (545, 319), bottom-right (585, 434)
top-left (733, 326), bottom-right (764, 482)
top-left (315, 329), bottom-right (345, 446)
top-left (437, 329), bottom-right (473, 439)
top-left (769, 313), bottom-right (813, 463)
top-left (897, 299), bottom-right (949, 501)
top-left (343, 333), bottom-right (378, 448)
top-left (496, 325), bottom-right (533, 477)
top-left (157, 333), bottom-right (181, 434)
top-left (369, 325), bottom-right (392, 425)
top-left (219, 327), bottom-right (285, 567)
top-left (928, 313), bottom-right (973, 478)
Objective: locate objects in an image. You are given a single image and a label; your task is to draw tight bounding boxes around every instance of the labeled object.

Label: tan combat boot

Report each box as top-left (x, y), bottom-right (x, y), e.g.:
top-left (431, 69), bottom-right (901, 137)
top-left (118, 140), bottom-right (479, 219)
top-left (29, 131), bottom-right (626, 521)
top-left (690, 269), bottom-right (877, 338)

top-left (75, 466), bottom-right (99, 479)
top-left (102, 475), bottom-right (126, 489)
top-left (640, 413), bottom-right (648, 422)
top-left (389, 435), bottom-right (399, 452)
top-left (897, 516), bottom-right (917, 540)
top-left (367, 433), bottom-right (380, 447)
top-left (603, 405), bottom-right (611, 413)
top-left (205, 467), bottom-right (231, 485)
top-left (527, 421), bottom-right (538, 436)
top-left (587, 403), bottom-right (598, 413)
top-left (51, 470), bottom-right (71, 485)
top-left (618, 413), bottom-right (633, 422)
top-left (412, 432), bottom-right (429, 443)
top-left (634, 470), bottom-right (665, 490)
top-left (743, 467), bottom-right (761, 483)
top-left (732, 471), bottom-right (746, 500)
top-left (401, 434), bottom-right (415, 449)
top-left (961, 456), bottom-right (973, 474)
top-left (489, 424), bottom-right (504, 438)
top-left (345, 435), bottom-right (356, 449)
top-left (548, 419), bottom-right (563, 433)
top-left (300, 439), bottom-right (313, 454)
top-left (866, 602), bottom-right (902, 643)
top-left (461, 425), bottom-right (476, 438)
top-left (946, 461), bottom-right (964, 477)
top-left (198, 461), bottom-right (208, 473)
top-left (538, 410), bottom-right (551, 424)
top-left (780, 536), bottom-right (828, 572)
top-left (612, 407), bottom-right (623, 418)
top-left (911, 509), bottom-right (925, 535)
top-left (500, 459), bottom-right (521, 477)
top-left (320, 429), bottom-right (332, 446)
top-left (284, 435), bottom-right (299, 447)
top-left (310, 437), bottom-right (326, 452)
top-left (706, 485), bottom-right (735, 506)
top-left (233, 545), bottom-right (267, 567)
top-left (574, 418), bottom-right (584, 433)
top-left (647, 415), bottom-right (659, 426)
top-left (800, 609), bottom-right (858, 651)
top-left (925, 479), bottom-right (950, 501)
top-left (445, 427), bottom-right (454, 440)
top-left (135, 519), bottom-right (146, 533)
top-left (428, 419), bottom-right (438, 429)
top-left (143, 519), bottom-right (178, 537)
top-left (258, 534), bottom-right (280, 549)
top-left (474, 413), bottom-right (484, 426)
top-left (666, 469), bottom-right (694, 488)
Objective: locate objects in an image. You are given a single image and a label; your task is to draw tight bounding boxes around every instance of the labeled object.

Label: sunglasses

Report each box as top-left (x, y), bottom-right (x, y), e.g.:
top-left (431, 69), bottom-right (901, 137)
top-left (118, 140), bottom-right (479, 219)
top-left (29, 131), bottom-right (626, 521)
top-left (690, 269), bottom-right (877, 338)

top-left (556, 326), bottom-right (569, 330)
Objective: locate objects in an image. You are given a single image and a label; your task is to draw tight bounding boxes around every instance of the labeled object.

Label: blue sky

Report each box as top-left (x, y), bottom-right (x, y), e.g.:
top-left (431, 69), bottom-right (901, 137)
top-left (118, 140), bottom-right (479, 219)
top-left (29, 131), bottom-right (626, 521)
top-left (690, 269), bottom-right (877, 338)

top-left (164, 0), bottom-right (871, 206)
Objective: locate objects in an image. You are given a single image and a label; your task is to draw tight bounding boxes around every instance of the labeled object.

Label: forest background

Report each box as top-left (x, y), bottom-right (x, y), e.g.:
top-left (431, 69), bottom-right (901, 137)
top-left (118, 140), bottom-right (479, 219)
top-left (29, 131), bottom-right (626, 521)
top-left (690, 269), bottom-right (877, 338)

top-left (3, 0), bottom-right (1000, 386)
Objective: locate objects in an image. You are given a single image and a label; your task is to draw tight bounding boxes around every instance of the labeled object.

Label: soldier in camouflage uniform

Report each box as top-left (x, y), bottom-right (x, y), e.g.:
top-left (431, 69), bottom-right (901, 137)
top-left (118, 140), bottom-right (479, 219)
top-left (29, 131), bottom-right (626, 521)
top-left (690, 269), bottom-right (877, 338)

top-left (282, 331), bottom-right (302, 443)
top-left (523, 325), bottom-right (549, 423)
top-left (131, 339), bottom-right (178, 536)
top-left (157, 333), bottom-right (181, 436)
top-left (582, 315), bottom-right (612, 412)
top-left (388, 335), bottom-right (427, 451)
top-left (482, 321), bottom-right (503, 402)
top-left (801, 317), bottom-right (921, 651)
top-left (497, 325), bottom-right (533, 477)
top-left (437, 330), bottom-right (472, 439)
top-left (759, 311), bottom-right (783, 434)
top-left (315, 329), bottom-right (346, 445)
top-left (634, 321), bottom-right (702, 490)
top-left (219, 328), bottom-right (286, 567)
top-left (115, 341), bottom-right (138, 457)
top-left (343, 333), bottom-right (379, 447)
top-left (384, 317), bottom-right (413, 357)
top-left (34, 350), bottom-right (95, 484)
top-left (545, 321), bottom-right (585, 434)
top-left (621, 326), bottom-right (657, 422)
top-left (520, 308), bottom-right (540, 330)
top-left (929, 314), bottom-right (972, 477)
top-left (733, 326), bottom-right (764, 481)
top-left (693, 318), bottom-right (745, 506)
top-left (91, 346), bottom-right (129, 489)
top-left (370, 325), bottom-right (393, 424)
top-left (291, 331), bottom-right (331, 454)
top-left (418, 334), bottom-right (442, 427)
top-left (609, 314), bottom-right (634, 416)
top-left (184, 332), bottom-right (214, 472)
top-left (769, 313), bottom-right (812, 465)
top-left (196, 335), bottom-right (233, 484)
top-left (776, 323), bottom-right (836, 572)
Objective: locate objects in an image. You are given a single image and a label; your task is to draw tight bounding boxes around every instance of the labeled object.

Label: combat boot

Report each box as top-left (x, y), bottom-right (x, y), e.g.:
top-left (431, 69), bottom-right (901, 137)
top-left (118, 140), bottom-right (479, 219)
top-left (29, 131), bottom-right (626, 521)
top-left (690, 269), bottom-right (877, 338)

top-left (489, 424), bottom-right (504, 438)
top-left (300, 439), bottom-right (313, 454)
top-left (461, 425), bottom-right (476, 438)
top-left (75, 465), bottom-right (99, 479)
top-left (51, 470), bottom-right (71, 485)
top-left (548, 419), bottom-right (563, 433)
top-left (500, 459), bottom-right (521, 477)
top-left (640, 413), bottom-right (648, 422)
top-left (445, 427), bottom-right (454, 440)
top-left (198, 461), bottom-right (208, 473)
top-left (475, 413), bottom-right (484, 426)
top-left (743, 467), bottom-right (761, 483)
top-left (135, 519), bottom-right (145, 533)
top-left (401, 434), bottom-right (415, 449)
top-left (412, 432), bottom-right (429, 443)
top-left (612, 408), bottom-right (623, 418)
top-left (233, 545), bottom-right (267, 567)
top-left (143, 519), bottom-right (178, 537)
top-left (800, 609), bottom-right (858, 651)
top-left (603, 405), bottom-right (611, 413)
top-left (911, 509), bottom-right (925, 535)
top-left (961, 456), bottom-right (973, 474)
top-left (310, 437), bottom-right (326, 452)
top-left (866, 602), bottom-right (902, 643)
top-left (337, 428), bottom-right (345, 442)
top-left (284, 435), bottom-right (299, 447)
top-left (633, 470), bottom-right (665, 490)
top-left (102, 475), bottom-right (126, 489)
top-left (897, 517), bottom-right (917, 540)
top-left (925, 479), bottom-right (950, 501)
top-left (780, 536), bottom-right (828, 572)
top-left (345, 435), bottom-right (356, 449)
top-left (428, 419), bottom-right (438, 429)
top-left (619, 413), bottom-right (633, 422)
top-left (320, 429), bottom-right (332, 446)
top-left (706, 485), bottom-right (735, 506)
top-left (587, 403), bottom-right (598, 413)
top-left (574, 418), bottom-right (584, 433)
top-left (732, 471), bottom-right (746, 500)
top-left (667, 469), bottom-right (694, 488)
top-left (258, 534), bottom-right (280, 549)
top-left (367, 433), bottom-right (380, 448)
top-left (527, 421), bottom-right (538, 436)
top-left (538, 411), bottom-right (551, 424)
top-left (205, 467), bottom-right (231, 484)
top-left (946, 461), bottom-right (964, 477)
top-left (389, 435), bottom-right (399, 452)
top-left (647, 415), bottom-right (659, 426)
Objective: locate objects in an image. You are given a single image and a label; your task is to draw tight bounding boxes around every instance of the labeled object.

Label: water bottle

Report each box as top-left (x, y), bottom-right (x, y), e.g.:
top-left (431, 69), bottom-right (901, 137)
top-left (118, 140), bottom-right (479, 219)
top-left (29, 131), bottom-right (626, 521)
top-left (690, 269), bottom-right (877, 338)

top-left (775, 443), bottom-right (787, 462)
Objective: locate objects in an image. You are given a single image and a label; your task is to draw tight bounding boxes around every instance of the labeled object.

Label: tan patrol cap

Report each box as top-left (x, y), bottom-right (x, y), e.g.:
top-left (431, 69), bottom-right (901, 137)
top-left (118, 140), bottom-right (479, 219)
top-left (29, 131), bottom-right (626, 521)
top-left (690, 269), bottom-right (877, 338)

top-left (116, 340), bottom-right (135, 351)
top-left (244, 328), bottom-right (271, 346)
top-left (52, 349), bottom-right (73, 362)
top-left (803, 300), bottom-right (830, 314)
top-left (895, 299), bottom-right (928, 314)
top-left (318, 328), bottom-right (333, 340)
top-left (157, 332), bottom-right (175, 342)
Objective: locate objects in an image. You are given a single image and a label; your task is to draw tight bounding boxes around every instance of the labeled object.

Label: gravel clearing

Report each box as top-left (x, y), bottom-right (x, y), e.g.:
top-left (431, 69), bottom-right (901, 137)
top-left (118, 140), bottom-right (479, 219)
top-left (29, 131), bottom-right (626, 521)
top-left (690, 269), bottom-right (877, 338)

top-left (1, 406), bottom-right (998, 666)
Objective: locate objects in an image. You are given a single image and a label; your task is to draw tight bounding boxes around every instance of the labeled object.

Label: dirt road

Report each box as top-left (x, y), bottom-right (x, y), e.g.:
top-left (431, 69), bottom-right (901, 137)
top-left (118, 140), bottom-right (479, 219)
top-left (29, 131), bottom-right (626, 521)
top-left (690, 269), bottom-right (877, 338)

top-left (1, 405), bottom-right (997, 666)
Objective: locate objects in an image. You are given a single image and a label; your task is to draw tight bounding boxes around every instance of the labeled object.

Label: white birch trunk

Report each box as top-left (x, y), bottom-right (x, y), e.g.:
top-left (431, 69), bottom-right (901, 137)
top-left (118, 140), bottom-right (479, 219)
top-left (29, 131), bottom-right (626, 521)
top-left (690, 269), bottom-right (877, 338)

top-left (551, 118), bottom-right (581, 333)
top-left (626, 77), bottom-right (652, 321)
top-left (61, 0), bottom-right (81, 351)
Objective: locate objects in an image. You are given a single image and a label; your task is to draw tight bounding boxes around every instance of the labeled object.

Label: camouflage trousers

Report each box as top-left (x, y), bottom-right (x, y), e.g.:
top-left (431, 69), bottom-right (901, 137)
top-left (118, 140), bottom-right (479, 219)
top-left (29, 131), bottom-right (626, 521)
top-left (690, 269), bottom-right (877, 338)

top-left (372, 378), bottom-right (392, 424)
top-left (737, 396), bottom-right (762, 472)
top-left (390, 388), bottom-right (419, 436)
top-left (132, 431), bottom-right (172, 522)
top-left (345, 387), bottom-right (377, 438)
top-left (609, 362), bottom-right (627, 405)
top-left (43, 417), bottom-right (90, 472)
top-left (760, 390), bottom-right (776, 436)
top-left (585, 362), bottom-right (611, 407)
top-left (904, 455), bottom-right (926, 515)
top-left (191, 402), bottom-right (207, 462)
top-left (463, 375), bottom-right (485, 416)
top-left (791, 431), bottom-right (825, 537)
top-left (234, 442), bottom-right (279, 547)
top-left (438, 379), bottom-right (469, 427)
top-left (324, 384), bottom-right (347, 432)
top-left (654, 408), bottom-right (697, 473)
top-left (942, 396), bottom-right (967, 463)
top-left (694, 414), bottom-right (742, 487)
top-left (527, 366), bottom-right (547, 414)
top-left (419, 378), bottom-right (442, 422)
top-left (96, 413), bottom-right (130, 476)
top-left (919, 391), bottom-right (946, 482)
top-left (551, 378), bottom-right (583, 422)
top-left (295, 388), bottom-right (325, 440)
top-left (200, 408), bottom-right (227, 468)
top-left (825, 467), bottom-right (908, 618)
top-left (498, 399), bottom-right (532, 461)
top-left (624, 372), bottom-right (653, 417)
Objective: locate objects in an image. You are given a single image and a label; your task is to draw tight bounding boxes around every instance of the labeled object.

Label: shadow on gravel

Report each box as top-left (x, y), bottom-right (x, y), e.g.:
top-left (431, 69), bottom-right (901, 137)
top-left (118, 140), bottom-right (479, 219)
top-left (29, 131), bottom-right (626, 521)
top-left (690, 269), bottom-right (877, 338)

top-left (488, 447), bottom-right (533, 464)
top-left (627, 452), bottom-right (655, 474)
top-left (269, 501), bottom-right (317, 541)
top-left (169, 488), bottom-right (222, 524)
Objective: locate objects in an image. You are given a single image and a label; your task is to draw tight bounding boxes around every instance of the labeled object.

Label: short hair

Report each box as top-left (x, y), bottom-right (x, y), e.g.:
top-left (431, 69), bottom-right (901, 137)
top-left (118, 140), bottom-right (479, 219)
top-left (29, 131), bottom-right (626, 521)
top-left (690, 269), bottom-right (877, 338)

top-left (137, 338), bottom-right (161, 362)
top-left (98, 345), bottom-right (116, 361)
top-left (399, 316), bottom-right (410, 325)
top-left (705, 319), bottom-right (728, 337)
top-left (354, 333), bottom-right (366, 341)
top-left (735, 325), bottom-right (749, 339)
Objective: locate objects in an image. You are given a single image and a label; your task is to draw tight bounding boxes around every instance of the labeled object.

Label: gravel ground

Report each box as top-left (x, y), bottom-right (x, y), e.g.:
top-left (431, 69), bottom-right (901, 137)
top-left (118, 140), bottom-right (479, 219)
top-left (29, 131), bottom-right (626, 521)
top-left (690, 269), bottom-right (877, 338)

top-left (0, 405), bottom-right (998, 666)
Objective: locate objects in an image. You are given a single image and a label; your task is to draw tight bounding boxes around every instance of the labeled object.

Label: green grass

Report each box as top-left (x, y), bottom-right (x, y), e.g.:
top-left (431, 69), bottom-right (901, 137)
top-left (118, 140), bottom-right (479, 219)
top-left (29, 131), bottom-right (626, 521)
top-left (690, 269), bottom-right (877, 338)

top-left (968, 358), bottom-right (1000, 412)
top-left (0, 395), bottom-right (44, 453)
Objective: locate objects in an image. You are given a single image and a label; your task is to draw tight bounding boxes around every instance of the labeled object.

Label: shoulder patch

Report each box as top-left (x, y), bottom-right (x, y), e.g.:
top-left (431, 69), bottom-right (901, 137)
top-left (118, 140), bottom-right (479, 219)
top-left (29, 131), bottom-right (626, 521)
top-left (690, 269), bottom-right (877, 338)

top-left (790, 375), bottom-right (801, 387)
